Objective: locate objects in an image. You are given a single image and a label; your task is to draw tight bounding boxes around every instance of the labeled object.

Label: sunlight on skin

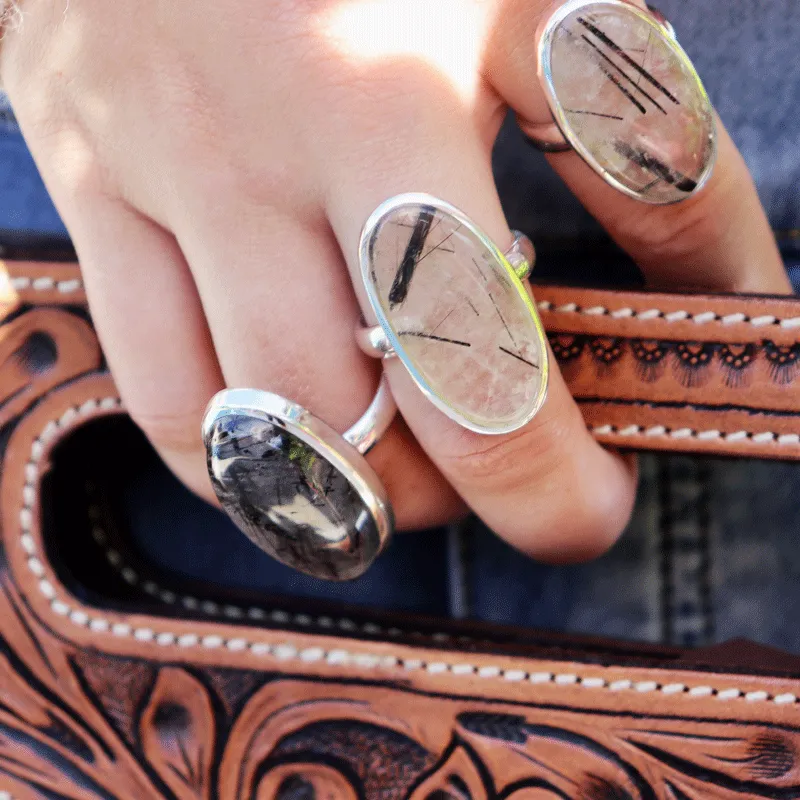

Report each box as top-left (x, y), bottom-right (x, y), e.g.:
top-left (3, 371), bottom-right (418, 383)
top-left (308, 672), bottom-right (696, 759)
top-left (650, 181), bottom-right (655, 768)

top-left (318, 0), bottom-right (490, 102)
top-left (3, 4), bottom-right (110, 190)
top-left (41, 126), bottom-right (99, 192)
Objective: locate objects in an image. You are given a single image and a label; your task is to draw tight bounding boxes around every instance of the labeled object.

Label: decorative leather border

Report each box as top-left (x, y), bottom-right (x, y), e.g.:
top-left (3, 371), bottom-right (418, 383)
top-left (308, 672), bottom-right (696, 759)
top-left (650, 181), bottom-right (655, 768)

top-left (0, 260), bottom-right (86, 305)
top-left (6, 258), bottom-right (800, 460)
top-left (536, 285), bottom-right (800, 459)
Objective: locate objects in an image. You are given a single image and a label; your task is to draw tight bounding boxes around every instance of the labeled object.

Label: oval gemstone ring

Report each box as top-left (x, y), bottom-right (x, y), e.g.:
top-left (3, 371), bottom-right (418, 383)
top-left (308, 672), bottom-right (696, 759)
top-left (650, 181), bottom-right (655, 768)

top-left (203, 377), bottom-right (395, 581)
top-left (523, 0), bottom-right (717, 204)
top-left (358, 193), bottom-right (549, 436)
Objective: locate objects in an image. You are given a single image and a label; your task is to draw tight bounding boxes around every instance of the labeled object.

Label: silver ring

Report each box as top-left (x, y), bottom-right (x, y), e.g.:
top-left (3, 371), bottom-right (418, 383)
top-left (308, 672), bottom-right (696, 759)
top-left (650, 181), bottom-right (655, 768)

top-left (525, 0), bottom-right (716, 204)
top-left (521, 121), bottom-right (573, 153)
top-left (505, 230), bottom-right (537, 282)
top-left (358, 229), bottom-right (536, 361)
top-left (645, 4), bottom-right (676, 39)
top-left (357, 193), bottom-right (549, 436)
top-left (202, 376), bottom-right (396, 581)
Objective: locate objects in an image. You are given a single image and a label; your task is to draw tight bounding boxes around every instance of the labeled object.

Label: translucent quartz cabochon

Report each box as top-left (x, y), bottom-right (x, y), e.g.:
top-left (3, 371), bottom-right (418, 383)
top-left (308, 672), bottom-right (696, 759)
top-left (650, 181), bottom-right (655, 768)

top-left (362, 199), bottom-right (548, 434)
top-left (545, 2), bottom-right (715, 203)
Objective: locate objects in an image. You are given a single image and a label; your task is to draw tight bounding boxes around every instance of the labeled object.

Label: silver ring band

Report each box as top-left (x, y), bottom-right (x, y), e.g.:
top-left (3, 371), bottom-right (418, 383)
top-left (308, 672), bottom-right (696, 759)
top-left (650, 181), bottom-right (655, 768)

top-left (520, 119), bottom-right (572, 153)
top-left (505, 230), bottom-right (537, 281)
top-left (358, 229), bottom-right (535, 361)
top-left (645, 4), bottom-right (676, 38)
top-left (343, 374), bottom-right (396, 454)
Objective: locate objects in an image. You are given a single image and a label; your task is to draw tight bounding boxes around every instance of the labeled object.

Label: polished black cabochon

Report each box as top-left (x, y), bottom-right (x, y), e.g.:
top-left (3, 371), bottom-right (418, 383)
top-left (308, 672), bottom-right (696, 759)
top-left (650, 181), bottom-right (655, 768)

top-left (204, 398), bottom-right (391, 582)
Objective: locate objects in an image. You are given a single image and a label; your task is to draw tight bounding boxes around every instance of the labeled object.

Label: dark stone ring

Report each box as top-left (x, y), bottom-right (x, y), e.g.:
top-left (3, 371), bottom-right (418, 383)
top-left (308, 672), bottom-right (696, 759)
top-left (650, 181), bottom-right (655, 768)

top-left (202, 377), bottom-right (395, 581)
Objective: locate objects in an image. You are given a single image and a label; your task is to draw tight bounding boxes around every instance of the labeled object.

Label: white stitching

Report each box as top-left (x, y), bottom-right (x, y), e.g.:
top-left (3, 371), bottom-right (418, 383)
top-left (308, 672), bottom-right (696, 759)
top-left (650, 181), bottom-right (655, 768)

top-left (537, 300), bottom-right (800, 330)
top-left (16, 396), bottom-right (799, 707)
top-left (86, 500), bottom-right (477, 644)
top-left (9, 275), bottom-right (84, 294)
top-left (12, 272), bottom-right (800, 327)
top-left (591, 424), bottom-right (800, 445)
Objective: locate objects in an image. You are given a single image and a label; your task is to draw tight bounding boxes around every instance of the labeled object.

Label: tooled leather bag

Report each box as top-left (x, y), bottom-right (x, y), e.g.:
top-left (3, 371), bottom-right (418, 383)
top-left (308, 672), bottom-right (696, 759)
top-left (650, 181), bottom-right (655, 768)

top-left (2, 250), bottom-right (800, 799)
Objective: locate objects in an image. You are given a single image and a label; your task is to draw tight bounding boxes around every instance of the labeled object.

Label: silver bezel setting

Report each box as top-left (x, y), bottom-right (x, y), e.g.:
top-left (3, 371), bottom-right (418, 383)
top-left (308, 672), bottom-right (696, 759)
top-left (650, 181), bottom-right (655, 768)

top-left (359, 192), bottom-right (549, 436)
top-left (536, 0), bottom-right (718, 205)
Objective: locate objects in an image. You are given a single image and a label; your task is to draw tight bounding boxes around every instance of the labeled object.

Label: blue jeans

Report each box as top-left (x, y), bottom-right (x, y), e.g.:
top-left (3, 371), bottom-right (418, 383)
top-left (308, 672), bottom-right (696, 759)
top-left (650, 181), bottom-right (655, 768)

top-left (4, 0), bottom-right (800, 651)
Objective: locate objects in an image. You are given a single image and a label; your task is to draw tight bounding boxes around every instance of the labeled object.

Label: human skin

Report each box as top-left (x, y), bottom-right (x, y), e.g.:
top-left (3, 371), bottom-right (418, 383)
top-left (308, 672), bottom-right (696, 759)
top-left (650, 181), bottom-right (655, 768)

top-left (0, 0), bottom-right (790, 563)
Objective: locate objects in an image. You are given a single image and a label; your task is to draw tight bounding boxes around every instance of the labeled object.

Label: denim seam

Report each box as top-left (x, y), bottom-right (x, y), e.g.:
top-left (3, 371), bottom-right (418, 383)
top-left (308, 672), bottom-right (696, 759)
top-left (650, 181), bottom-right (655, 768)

top-left (446, 519), bottom-right (473, 620)
top-left (658, 458), bottom-right (674, 644)
top-left (658, 458), bottom-right (714, 648)
top-left (697, 462), bottom-right (714, 644)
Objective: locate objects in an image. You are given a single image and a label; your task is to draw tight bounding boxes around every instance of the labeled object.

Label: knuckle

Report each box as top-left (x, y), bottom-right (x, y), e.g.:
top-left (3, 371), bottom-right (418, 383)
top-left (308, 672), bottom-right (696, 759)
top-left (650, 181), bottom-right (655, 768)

top-left (508, 459), bottom-right (635, 564)
top-left (439, 402), bottom-right (580, 493)
top-left (18, 112), bottom-right (116, 203)
top-left (553, 459), bottom-right (636, 561)
top-left (222, 156), bottom-right (317, 220)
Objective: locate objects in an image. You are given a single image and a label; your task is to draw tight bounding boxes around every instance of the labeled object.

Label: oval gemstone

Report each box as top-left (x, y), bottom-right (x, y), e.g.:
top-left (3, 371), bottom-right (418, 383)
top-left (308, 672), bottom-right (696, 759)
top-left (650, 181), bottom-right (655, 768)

top-left (542, 1), bottom-right (716, 203)
top-left (206, 410), bottom-right (383, 581)
top-left (361, 197), bottom-right (548, 434)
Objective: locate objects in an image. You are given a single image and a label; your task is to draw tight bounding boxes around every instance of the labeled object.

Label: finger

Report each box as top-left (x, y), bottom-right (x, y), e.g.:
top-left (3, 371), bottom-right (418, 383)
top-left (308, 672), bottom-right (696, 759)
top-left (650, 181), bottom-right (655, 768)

top-left (322, 68), bottom-right (637, 562)
top-left (55, 195), bottom-right (226, 502)
top-left (486, 0), bottom-right (790, 294)
top-left (166, 203), bottom-right (465, 531)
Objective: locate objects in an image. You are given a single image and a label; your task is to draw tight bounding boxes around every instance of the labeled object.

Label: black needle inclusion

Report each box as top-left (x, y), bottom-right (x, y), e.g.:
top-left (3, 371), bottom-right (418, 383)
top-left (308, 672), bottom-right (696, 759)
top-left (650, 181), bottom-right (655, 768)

top-left (499, 346), bottom-right (539, 369)
top-left (565, 109), bottom-right (625, 121)
top-left (580, 34), bottom-right (667, 114)
top-left (577, 17), bottom-right (680, 105)
top-left (388, 206), bottom-right (436, 308)
top-left (613, 140), bottom-right (697, 192)
top-left (399, 331), bottom-right (471, 347)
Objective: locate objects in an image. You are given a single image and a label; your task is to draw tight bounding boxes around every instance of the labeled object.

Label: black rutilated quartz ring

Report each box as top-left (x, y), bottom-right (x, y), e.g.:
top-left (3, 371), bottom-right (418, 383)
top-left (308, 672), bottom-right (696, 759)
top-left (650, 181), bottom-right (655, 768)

top-left (202, 377), bottom-right (395, 581)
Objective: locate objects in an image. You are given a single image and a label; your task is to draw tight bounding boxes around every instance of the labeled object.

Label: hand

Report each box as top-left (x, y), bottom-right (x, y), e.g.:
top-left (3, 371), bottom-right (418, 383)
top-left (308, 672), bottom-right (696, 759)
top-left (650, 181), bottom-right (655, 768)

top-left (1, 0), bottom-right (789, 563)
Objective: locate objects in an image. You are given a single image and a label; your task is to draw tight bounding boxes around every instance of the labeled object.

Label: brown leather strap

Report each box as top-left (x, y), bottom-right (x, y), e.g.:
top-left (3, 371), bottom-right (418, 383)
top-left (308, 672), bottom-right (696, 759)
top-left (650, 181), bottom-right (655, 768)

top-left (6, 258), bottom-right (800, 460)
top-left (537, 284), bottom-right (800, 459)
top-left (0, 260), bottom-right (86, 305)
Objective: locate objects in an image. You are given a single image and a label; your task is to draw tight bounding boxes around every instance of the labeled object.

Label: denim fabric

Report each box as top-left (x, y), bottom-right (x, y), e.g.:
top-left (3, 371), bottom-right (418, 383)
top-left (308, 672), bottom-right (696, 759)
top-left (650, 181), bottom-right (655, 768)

top-left (3, 0), bottom-right (800, 650)
top-left (0, 95), bottom-right (66, 236)
top-left (119, 451), bottom-right (454, 616)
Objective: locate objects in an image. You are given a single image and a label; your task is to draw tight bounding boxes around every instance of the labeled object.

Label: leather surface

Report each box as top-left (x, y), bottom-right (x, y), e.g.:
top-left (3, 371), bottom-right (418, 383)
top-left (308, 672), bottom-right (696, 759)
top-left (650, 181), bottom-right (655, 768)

top-left (537, 284), bottom-right (800, 459)
top-left (0, 269), bottom-right (800, 796)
